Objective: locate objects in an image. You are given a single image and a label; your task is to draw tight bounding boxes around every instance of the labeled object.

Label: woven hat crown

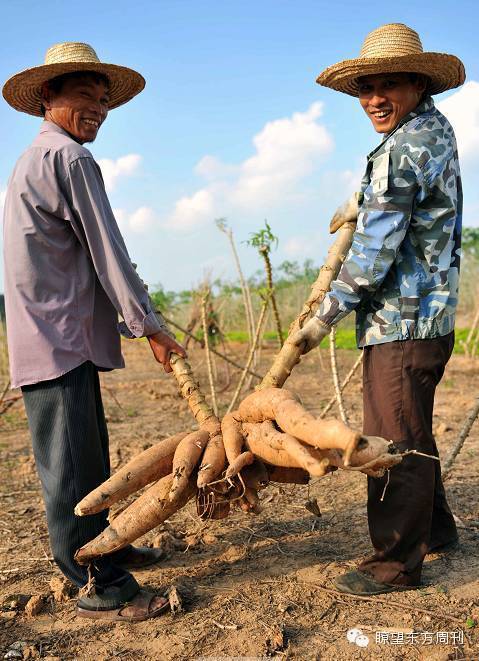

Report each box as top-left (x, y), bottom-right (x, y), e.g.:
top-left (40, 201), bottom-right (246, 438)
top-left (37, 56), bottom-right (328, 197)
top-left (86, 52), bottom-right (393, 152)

top-left (316, 22), bottom-right (465, 97)
top-left (360, 24), bottom-right (424, 59)
top-left (44, 42), bottom-right (101, 66)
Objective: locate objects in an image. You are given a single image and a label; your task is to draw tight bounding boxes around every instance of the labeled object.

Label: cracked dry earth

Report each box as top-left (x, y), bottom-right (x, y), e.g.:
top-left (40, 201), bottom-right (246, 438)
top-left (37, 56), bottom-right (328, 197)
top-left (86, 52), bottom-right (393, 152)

top-left (0, 339), bottom-right (478, 660)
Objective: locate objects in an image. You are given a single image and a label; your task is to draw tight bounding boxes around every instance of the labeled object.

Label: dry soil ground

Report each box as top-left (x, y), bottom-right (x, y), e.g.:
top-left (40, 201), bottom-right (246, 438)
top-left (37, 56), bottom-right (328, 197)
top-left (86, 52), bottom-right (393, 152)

top-left (0, 340), bottom-right (478, 661)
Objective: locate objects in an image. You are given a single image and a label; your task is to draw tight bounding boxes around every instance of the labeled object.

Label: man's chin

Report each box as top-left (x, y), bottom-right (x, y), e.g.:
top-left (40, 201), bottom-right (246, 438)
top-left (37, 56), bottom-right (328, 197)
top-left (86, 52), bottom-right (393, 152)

top-left (77, 131), bottom-right (99, 144)
top-left (371, 119), bottom-right (398, 134)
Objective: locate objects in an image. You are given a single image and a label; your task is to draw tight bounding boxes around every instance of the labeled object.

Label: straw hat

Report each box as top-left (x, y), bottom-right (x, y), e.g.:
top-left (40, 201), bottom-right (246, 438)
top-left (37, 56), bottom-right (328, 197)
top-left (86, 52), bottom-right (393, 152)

top-left (2, 42), bottom-right (145, 116)
top-left (317, 23), bottom-right (465, 97)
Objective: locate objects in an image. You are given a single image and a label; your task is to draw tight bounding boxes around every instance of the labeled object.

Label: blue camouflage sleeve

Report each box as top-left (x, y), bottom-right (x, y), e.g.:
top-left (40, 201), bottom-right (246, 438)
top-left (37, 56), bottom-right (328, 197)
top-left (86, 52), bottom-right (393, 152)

top-left (316, 147), bottom-right (425, 327)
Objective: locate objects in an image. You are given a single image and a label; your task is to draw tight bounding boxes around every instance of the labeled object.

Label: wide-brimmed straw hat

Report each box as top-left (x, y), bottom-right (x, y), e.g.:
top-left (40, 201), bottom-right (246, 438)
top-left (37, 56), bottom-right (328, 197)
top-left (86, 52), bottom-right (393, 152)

top-left (317, 23), bottom-right (465, 97)
top-left (3, 42), bottom-right (145, 116)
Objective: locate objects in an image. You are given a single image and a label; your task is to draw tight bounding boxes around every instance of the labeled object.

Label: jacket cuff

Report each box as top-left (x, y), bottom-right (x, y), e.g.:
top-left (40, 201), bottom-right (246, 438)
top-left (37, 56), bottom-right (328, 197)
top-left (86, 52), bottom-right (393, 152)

top-left (119, 310), bottom-right (165, 339)
top-left (314, 314), bottom-right (333, 329)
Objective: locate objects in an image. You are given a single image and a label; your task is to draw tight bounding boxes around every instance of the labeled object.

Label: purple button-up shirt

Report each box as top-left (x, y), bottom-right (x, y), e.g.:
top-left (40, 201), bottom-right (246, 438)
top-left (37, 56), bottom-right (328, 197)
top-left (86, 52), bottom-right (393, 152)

top-left (3, 121), bottom-right (164, 388)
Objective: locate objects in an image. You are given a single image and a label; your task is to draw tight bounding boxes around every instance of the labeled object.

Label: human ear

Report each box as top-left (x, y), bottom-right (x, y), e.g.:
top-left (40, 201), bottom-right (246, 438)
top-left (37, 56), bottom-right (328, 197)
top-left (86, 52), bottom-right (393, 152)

top-left (40, 82), bottom-right (52, 111)
top-left (415, 74), bottom-right (428, 95)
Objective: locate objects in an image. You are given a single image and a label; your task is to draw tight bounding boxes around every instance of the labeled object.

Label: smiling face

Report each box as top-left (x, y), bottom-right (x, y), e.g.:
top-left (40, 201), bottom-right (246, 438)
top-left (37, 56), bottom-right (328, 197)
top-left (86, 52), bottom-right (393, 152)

top-left (41, 72), bottom-right (110, 144)
top-left (358, 72), bottom-right (427, 134)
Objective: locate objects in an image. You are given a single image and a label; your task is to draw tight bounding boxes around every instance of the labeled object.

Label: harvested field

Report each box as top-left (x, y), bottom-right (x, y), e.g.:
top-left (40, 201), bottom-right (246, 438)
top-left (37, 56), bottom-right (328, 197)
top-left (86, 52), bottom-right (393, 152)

top-left (1, 339), bottom-right (478, 660)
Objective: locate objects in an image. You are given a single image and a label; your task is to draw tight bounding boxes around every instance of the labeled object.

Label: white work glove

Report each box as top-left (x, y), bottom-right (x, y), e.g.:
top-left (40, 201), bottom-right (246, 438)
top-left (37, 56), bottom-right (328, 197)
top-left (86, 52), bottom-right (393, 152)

top-left (329, 192), bottom-right (358, 234)
top-left (290, 317), bottom-right (331, 354)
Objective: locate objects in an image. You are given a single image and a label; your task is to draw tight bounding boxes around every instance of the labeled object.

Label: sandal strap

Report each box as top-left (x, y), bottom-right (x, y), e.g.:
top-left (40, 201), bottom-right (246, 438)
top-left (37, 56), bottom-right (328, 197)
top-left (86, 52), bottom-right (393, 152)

top-left (117, 590), bottom-right (164, 618)
top-left (78, 575), bottom-right (139, 611)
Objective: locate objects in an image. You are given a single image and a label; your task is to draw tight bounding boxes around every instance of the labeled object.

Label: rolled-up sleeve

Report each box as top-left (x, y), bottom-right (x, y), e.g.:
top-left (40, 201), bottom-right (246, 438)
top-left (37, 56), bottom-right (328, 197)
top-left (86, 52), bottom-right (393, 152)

top-left (65, 156), bottom-right (164, 338)
top-left (317, 148), bottom-right (423, 327)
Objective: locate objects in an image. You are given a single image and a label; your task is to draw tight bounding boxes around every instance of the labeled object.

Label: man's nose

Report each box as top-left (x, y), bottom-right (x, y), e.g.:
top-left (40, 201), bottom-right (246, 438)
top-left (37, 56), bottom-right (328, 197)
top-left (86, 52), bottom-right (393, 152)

top-left (87, 99), bottom-right (105, 117)
top-left (370, 91), bottom-right (387, 106)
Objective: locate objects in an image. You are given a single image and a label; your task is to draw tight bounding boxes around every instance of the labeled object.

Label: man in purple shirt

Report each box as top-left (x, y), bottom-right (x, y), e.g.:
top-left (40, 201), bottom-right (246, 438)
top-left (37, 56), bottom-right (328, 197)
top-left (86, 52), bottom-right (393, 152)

top-left (2, 42), bottom-right (186, 620)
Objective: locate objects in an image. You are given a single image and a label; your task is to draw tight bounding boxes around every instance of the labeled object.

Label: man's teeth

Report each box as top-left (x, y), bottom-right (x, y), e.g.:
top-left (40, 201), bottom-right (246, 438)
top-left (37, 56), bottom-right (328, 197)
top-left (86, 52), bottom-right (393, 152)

top-left (83, 119), bottom-right (99, 127)
top-left (373, 111), bottom-right (391, 119)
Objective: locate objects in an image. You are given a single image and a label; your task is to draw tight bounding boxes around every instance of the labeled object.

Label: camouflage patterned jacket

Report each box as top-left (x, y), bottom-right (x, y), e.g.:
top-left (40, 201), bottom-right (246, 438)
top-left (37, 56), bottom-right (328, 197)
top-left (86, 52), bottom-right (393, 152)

top-left (317, 97), bottom-right (462, 347)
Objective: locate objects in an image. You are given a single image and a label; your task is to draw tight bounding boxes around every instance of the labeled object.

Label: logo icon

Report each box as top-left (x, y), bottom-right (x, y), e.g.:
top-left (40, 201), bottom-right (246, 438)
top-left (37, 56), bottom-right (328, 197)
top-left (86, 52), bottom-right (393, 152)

top-left (347, 628), bottom-right (370, 647)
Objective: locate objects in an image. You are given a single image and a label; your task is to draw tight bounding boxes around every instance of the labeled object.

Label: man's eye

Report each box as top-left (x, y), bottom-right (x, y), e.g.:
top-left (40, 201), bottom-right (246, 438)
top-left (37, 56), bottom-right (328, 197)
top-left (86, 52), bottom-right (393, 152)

top-left (359, 85), bottom-right (372, 93)
top-left (384, 80), bottom-right (398, 89)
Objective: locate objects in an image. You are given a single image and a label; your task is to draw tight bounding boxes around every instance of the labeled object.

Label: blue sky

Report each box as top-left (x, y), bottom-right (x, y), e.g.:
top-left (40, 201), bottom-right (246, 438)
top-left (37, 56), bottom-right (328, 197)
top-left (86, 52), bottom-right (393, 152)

top-left (1, 0), bottom-right (477, 292)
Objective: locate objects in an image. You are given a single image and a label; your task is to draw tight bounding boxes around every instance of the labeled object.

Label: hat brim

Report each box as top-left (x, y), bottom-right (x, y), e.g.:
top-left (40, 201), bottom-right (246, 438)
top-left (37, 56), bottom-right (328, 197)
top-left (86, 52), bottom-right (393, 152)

top-left (316, 52), bottom-right (465, 96)
top-left (2, 61), bottom-right (145, 116)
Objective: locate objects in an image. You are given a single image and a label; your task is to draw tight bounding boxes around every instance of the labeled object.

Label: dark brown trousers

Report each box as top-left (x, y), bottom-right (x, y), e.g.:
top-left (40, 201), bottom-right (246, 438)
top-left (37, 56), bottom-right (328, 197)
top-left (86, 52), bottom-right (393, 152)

top-left (358, 333), bottom-right (457, 586)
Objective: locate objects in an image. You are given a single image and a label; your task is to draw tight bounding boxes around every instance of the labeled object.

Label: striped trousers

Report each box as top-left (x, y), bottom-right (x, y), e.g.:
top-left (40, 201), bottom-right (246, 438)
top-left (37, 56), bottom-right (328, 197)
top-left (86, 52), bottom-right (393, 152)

top-left (22, 361), bottom-right (136, 593)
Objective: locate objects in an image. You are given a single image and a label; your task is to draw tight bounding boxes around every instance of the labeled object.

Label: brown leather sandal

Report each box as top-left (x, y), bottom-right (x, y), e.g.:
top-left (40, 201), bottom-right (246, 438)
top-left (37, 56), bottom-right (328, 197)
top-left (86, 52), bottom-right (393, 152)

top-left (77, 589), bottom-right (169, 622)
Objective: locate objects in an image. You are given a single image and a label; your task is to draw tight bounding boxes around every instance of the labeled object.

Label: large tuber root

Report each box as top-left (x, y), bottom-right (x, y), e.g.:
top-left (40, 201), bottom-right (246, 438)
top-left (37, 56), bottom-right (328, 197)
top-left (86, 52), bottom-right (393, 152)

top-left (197, 419), bottom-right (226, 488)
top-left (221, 412), bottom-right (246, 464)
top-left (74, 432), bottom-right (187, 516)
top-left (169, 430), bottom-right (210, 503)
top-left (243, 420), bottom-right (396, 476)
top-left (237, 388), bottom-right (360, 465)
top-left (75, 473), bottom-right (196, 564)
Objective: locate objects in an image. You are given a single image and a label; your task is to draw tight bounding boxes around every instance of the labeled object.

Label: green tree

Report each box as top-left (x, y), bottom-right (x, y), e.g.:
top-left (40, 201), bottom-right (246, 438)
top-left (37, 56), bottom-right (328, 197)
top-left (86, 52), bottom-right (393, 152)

top-left (462, 227), bottom-right (479, 261)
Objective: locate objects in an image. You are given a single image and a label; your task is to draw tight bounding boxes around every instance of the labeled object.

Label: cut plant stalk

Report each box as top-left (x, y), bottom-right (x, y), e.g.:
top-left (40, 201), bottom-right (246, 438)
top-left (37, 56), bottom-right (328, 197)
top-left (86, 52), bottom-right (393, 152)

top-left (320, 352), bottom-right (363, 419)
top-left (247, 221), bottom-right (283, 348)
top-left (216, 218), bottom-right (256, 349)
top-left (329, 326), bottom-right (348, 424)
top-left (260, 244), bottom-right (283, 347)
top-left (226, 294), bottom-right (270, 415)
top-left (442, 395), bottom-right (479, 479)
top-left (201, 288), bottom-right (218, 417)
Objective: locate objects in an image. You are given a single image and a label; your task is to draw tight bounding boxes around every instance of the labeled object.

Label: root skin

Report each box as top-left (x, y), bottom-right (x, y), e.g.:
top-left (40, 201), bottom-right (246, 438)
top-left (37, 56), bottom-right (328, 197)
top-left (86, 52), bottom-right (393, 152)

top-left (197, 420), bottom-right (226, 488)
top-left (237, 388), bottom-right (360, 463)
top-left (170, 430), bottom-right (210, 503)
top-left (74, 432), bottom-right (187, 516)
top-left (221, 412), bottom-right (245, 464)
top-left (225, 451), bottom-right (255, 479)
top-left (75, 474), bottom-right (196, 564)
top-left (243, 422), bottom-right (301, 467)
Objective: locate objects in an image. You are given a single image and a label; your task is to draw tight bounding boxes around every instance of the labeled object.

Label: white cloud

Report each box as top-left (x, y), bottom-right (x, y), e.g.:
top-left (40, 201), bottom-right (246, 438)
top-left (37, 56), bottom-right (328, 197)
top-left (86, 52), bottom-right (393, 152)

top-left (128, 207), bottom-right (156, 232)
top-left (165, 102), bottom-right (334, 232)
top-left (113, 206), bottom-right (157, 234)
top-left (0, 189), bottom-right (6, 215)
top-left (194, 155), bottom-right (237, 180)
top-left (233, 102), bottom-right (333, 208)
top-left (166, 188), bottom-right (215, 231)
top-left (438, 81), bottom-right (479, 163)
top-left (97, 154), bottom-right (142, 192)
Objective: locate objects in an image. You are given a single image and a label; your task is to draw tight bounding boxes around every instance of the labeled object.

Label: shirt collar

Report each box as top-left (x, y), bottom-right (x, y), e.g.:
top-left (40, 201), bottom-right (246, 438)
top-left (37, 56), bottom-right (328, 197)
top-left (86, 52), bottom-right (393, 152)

top-left (39, 120), bottom-right (76, 140)
top-left (367, 96), bottom-right (435, 160)
top-left (393, 95), bottom-right (435, 132)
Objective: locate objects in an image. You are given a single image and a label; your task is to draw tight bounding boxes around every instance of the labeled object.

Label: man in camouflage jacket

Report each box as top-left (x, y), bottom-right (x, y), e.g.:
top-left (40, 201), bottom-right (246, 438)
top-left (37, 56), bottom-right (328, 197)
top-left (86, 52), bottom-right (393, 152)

top-left (293, 23), bottom-right (465, 595)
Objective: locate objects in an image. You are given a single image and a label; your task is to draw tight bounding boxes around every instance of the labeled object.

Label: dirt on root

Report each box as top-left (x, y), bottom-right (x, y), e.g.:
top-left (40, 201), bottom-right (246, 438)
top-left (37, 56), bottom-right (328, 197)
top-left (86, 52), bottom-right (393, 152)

top-left (0, 339), bottom-right (478, 661)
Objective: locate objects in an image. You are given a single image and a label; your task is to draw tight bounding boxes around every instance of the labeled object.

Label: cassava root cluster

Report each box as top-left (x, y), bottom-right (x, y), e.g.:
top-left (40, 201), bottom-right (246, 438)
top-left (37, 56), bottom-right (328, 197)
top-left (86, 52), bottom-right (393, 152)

top-left (74, 197), bottom-right (401, 565)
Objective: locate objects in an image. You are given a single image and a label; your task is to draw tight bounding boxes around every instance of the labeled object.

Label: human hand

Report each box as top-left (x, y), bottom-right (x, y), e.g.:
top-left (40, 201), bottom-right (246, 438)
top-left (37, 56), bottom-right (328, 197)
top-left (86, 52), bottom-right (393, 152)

top-left (329, 193), bottom-right (358, 234)
top-left (290, 317), bottom-right (331, 354)
top-left (147, 330), bottom-right (187, 373)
